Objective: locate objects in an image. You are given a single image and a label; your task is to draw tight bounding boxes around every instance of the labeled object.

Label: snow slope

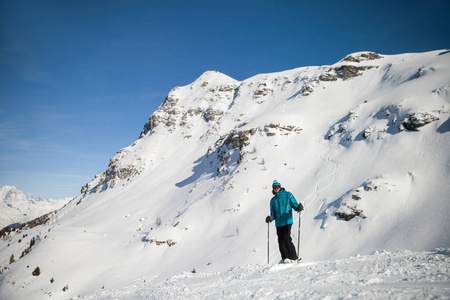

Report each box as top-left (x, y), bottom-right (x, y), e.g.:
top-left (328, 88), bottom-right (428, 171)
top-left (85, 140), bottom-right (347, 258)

top-left (0, 186), bottom-right (71, 228)
top-left (0, 50), bottom-right (449, 299)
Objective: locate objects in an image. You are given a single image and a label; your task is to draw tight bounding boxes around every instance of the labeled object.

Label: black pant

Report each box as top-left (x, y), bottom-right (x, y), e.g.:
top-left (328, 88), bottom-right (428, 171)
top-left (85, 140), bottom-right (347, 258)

top-left (276, 224), bottom-right (298, 260)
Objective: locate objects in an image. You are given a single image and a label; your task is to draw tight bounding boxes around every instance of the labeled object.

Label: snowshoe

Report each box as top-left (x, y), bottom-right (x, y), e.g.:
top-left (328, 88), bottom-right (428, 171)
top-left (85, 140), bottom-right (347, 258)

top-left (282, 258), bottom-right (297, 264)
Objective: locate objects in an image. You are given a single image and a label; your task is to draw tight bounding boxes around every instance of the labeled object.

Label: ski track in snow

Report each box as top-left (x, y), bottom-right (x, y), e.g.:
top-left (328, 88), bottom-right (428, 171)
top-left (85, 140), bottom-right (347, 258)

top-left (83, 249), bottom-right (450, 299)
top-left (303, 136), bottom-right (344, 210)
top-left (279, 135), bottom-right (343, 260)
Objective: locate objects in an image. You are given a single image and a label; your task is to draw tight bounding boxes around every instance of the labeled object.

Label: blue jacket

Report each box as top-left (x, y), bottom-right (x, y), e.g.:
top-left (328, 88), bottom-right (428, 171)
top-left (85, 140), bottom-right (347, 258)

top-left (270, 188), bottom-right (299, 227)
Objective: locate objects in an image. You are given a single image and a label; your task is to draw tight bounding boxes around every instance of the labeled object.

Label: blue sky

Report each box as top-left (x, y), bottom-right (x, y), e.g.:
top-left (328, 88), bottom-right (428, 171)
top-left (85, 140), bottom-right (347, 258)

top-left (1, 0), bottom-right (449, 199)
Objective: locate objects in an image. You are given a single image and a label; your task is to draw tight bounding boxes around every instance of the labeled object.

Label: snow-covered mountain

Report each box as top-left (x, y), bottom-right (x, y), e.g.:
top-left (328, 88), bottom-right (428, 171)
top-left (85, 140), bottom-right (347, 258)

top-left (0, 186), bottom-right (71, 229)
top-left (1, 50), bottom-right (449, 299)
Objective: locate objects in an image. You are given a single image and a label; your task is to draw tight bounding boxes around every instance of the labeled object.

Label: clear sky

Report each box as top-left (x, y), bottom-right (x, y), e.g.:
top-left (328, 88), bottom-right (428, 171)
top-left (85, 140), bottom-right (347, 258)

top-left (1, 0), bottom-right (449, 199)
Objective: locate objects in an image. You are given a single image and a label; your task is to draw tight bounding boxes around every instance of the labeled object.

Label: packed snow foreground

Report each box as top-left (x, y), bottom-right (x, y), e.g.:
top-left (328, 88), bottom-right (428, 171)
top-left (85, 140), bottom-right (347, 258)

top-left (85, 249), bottom-right (450, 299)
top-left (1, 50), bottom-right (450, 299)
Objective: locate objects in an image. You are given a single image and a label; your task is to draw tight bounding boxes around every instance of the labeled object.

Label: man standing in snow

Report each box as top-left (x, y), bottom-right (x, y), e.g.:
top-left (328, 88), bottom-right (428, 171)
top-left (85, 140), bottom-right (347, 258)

top-left (265, 180), bottom-right (303, 263)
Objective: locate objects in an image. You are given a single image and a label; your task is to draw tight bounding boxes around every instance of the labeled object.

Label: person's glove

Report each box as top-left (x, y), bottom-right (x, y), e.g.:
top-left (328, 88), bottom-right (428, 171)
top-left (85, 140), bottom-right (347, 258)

top-left (265, 216), bottom-right (272, 223)
top-left (296, 203), bottom-right (304, 212)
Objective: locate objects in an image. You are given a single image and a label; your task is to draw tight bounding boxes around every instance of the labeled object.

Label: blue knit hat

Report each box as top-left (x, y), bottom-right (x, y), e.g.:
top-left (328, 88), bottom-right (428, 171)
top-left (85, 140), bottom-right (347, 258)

top-left (272, 180), bottom-right (281, 188)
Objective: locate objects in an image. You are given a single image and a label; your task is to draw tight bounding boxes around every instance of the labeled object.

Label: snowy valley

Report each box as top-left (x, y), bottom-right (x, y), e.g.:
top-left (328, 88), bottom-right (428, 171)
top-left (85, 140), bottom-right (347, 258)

top-left (0, 50), bottom-right (449, 299)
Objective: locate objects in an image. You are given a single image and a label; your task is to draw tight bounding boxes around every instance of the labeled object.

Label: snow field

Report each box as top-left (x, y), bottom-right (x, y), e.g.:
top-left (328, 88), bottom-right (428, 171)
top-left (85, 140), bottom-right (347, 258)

top-left (82, 249), bottom-right (450, 299)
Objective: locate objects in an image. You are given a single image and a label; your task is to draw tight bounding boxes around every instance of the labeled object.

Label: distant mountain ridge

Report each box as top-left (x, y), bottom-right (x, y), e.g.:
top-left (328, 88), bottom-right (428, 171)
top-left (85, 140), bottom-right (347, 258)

top-left (1, 50), bottom-right (449, 300)
top-left (0, 186), bottom-right (71, 228)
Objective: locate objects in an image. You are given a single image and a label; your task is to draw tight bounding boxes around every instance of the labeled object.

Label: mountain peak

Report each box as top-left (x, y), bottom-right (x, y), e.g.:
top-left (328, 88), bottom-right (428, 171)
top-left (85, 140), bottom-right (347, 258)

top-left (138, 70), bottom-right (240, 138)
top-left (0, 186), bottom-right (71, 228)
top-left (193, 70), bottom-right (238, 87)
top-left (340, 51), bottom-right (384, 63)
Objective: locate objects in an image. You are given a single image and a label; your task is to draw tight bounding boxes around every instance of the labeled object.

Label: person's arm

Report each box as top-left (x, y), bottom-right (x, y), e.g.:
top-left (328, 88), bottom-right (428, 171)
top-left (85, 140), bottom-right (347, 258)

top-left (289, 192), bottom-right (303, 211)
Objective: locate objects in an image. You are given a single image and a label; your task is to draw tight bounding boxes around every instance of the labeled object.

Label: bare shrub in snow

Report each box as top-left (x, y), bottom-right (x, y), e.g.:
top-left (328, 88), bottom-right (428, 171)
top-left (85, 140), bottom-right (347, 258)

top-left (156, 216), bottom-right (162, 227)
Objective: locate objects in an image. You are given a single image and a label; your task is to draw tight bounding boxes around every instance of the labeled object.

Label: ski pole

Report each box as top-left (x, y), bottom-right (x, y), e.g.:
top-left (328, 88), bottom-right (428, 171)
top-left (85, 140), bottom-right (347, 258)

top-left (267, 222), bottom-right (270, 264)
top-left (297, 211), bottom-right (301, 259)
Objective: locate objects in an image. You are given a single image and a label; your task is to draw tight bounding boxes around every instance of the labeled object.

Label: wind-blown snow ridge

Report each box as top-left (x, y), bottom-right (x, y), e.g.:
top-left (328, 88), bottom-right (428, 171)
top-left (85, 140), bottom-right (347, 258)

top-left (1, 50), bottom-right (449, 300)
